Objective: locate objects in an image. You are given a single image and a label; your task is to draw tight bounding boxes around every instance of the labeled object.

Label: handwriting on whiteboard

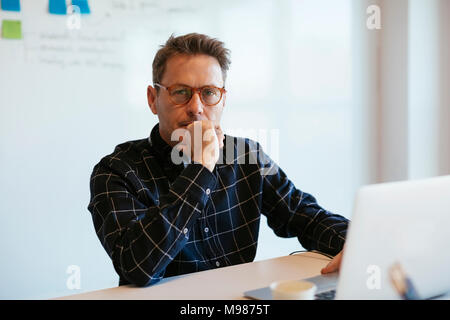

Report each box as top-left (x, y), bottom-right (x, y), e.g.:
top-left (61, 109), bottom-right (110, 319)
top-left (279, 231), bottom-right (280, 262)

top-left (24, 30), bottom-right (126, 70)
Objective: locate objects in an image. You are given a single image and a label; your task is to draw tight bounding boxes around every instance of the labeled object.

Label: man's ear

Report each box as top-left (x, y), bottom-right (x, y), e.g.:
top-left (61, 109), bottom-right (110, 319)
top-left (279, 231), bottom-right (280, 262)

top-left (147, 85), bottom-right (158, 115)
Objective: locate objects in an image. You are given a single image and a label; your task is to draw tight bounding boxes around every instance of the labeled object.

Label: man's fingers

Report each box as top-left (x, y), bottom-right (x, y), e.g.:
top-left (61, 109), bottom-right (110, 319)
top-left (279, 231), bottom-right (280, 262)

top-left (321, 260), bottom-right (337, 274)
top-left (215, 126), bottom-right (224, 148)
top-left (321, 251), bottom-right (343, 274)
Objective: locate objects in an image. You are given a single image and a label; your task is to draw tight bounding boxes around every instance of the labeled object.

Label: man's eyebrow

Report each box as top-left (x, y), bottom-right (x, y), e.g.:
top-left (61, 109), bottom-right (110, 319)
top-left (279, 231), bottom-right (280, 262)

top-left (172, 82), bottom-right (223, 88)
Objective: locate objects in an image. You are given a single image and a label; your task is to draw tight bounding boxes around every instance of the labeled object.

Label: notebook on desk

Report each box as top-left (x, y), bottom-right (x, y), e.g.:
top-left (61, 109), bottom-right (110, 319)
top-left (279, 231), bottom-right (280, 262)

top-left (245, 175), bottom-right (450, 300)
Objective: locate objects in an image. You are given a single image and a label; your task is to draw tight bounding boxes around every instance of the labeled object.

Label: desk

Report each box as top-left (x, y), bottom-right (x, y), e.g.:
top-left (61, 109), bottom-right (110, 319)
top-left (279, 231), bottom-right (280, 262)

top-left (55, 252), bottom-right (331, 300)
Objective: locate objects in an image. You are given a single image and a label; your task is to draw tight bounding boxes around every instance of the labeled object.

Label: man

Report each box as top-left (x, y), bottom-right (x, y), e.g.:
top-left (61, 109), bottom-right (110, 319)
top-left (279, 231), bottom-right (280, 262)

top-left (88, 33), bottom-right (348, 287)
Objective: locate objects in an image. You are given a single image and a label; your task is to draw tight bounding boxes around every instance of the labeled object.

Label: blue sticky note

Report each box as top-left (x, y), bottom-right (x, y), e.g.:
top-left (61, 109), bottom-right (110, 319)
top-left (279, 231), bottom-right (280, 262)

top-left (71, 0), bottom-right (90, 14)
top-left (49, 0), bottom-right (67, 15)
top-left (1, 0), bottom-right (21, 12)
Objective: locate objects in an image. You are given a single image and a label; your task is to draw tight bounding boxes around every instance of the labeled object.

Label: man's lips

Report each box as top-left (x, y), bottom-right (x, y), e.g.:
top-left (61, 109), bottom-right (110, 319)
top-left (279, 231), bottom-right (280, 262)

top-left (179, 121), bottom-right (194, 127)
top-left (179, 121), bottom-right (192, 127)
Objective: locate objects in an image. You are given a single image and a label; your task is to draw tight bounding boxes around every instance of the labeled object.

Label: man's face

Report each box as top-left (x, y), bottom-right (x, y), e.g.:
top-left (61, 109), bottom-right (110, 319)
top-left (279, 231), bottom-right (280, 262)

top-left (147, 54), bottom-right (226, 146)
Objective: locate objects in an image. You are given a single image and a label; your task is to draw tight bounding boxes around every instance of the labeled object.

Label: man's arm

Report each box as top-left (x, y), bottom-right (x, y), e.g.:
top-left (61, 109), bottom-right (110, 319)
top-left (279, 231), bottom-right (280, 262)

top-left (321, 250), bottom-right (344, 274)
top-left (88, 158), bottom-right (216, 287)
top-left (252, 141), bottom-right (349, 256)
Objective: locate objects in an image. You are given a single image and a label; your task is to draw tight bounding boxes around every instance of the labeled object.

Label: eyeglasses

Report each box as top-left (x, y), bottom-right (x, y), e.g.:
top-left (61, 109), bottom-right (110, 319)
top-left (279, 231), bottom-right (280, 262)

top-left (154, 83), bottom-right (226, 106)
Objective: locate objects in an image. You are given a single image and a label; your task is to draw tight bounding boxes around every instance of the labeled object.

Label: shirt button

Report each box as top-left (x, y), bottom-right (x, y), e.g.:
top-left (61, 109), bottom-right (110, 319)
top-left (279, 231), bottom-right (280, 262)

top-left (216, 261), bottom-right (220, 267)
top-left (206, 188), bottom-right (211, 195)
top-left (204, 227), bottom-right (209, 233)
top-left (183, 228), bottom-right (188, 234)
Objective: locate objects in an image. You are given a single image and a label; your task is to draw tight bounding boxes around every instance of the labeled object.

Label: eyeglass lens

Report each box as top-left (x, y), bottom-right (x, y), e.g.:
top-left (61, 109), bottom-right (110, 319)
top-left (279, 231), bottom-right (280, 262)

top-left (168, 85), bottom-right (222, 105)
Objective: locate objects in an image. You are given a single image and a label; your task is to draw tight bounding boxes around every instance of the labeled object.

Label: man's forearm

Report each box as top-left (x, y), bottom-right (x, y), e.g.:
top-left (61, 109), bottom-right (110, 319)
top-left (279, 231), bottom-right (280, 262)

top-left (297, 206), bottom-right (348, 256)
top-left (89, 162), bottom-right (217, 286)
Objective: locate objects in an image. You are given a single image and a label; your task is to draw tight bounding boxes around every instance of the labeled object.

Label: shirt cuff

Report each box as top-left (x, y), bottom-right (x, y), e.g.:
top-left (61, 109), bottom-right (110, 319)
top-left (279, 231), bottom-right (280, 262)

top-left (171, 163), bottom-right (217, 209)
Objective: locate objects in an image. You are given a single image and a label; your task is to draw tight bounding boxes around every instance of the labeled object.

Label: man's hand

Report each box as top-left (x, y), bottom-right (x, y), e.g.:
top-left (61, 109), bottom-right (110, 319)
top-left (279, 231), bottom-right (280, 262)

top-left (321, 250), bottom-right (344, 274)
top-left (183, 120), bottom-right (224, 172)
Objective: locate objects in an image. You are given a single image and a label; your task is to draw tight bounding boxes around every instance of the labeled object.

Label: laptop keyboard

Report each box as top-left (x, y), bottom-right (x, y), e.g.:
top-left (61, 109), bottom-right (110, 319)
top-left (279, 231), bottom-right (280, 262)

top-left (315, 289), bottom-right (336, 300)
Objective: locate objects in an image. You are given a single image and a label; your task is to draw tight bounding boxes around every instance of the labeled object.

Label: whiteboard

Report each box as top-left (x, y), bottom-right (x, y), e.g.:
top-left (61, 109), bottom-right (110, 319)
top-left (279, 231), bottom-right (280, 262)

top-left (0, 0), bottom-right (354, 299)
top-left (0, 0), bottom-right (239, 299)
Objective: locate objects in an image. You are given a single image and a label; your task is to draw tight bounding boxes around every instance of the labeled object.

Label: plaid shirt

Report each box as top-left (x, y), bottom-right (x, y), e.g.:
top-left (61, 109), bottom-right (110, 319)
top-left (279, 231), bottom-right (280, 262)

top-left (88, 124), bottom-right (349, 286)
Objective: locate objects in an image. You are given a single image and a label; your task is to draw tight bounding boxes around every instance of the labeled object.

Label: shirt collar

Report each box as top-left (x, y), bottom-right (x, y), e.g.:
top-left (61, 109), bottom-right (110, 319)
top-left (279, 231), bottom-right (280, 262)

top-left (149, 123), bottom-right (171, 154)
top-left (148, 123), bottom-right (188, 168)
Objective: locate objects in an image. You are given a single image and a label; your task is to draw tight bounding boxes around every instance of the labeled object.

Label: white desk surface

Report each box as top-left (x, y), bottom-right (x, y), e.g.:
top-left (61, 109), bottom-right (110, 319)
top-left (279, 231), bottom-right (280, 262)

top-left (55, 252), bottom-right (331, 300)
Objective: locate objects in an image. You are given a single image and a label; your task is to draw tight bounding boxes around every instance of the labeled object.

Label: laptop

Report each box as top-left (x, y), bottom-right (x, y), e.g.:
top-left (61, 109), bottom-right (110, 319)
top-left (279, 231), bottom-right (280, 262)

top-left (244, 175), bottom-right (450, 300)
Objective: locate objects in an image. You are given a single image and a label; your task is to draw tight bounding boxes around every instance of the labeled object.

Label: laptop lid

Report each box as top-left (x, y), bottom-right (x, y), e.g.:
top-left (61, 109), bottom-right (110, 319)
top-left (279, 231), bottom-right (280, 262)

top-left (336, 175), bottom-right (450, 299)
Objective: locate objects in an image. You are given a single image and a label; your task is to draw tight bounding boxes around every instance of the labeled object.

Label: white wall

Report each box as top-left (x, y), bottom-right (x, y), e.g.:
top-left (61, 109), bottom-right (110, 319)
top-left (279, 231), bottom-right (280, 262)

top-left (351, 0), bottom-right (380, 188)
top-left (352, 0), bottom-right (450, 184)
top-left (378, 0), bottom-right (410, 182)
top-left (409, 0), bottom-right (441, 179)
top-left (438, 0), bottom-right (450, 176)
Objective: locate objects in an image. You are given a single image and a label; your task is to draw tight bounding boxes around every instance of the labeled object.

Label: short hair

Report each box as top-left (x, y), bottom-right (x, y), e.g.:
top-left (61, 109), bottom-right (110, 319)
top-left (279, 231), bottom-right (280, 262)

top-left (152, 33), bottom-right (231, 88)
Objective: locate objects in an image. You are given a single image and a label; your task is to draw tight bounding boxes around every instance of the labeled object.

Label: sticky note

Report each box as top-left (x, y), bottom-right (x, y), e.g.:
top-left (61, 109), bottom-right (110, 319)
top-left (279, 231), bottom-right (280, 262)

top-left (1, 0), bottom-right (21, 12)
top-left (2, 20), bottom-right (22, 39)
top-left (49, 0), bottom-right (67, 15)
top-left (71, 0), bottom-right (90, 14)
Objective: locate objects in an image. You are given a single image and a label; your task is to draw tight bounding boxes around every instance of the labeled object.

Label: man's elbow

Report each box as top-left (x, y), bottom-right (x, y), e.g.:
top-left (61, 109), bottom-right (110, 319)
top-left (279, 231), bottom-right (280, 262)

top-left (122, 269), bottom-right (164, 287)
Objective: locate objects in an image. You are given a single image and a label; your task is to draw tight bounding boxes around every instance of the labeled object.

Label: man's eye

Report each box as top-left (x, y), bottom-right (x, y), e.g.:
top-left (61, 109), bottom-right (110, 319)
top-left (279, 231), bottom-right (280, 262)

top-left (204, 89), bottom-right (215, 96)
top-left (173, 89), bottom-right (188, 95)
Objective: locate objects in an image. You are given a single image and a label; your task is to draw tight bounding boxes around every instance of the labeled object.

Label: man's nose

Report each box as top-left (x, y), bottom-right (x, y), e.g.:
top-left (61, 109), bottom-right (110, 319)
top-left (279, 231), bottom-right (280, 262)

top-left (185, 91), bottom-right (204, 116)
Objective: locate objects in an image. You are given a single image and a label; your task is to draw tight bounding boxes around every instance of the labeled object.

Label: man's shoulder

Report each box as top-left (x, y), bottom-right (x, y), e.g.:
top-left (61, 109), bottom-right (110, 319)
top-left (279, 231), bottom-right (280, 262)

top-left (222, 134), bottom-right (277, 176)
top-left (113, 138), bottom-right (150, 155)
top-left (222, 134), bottom-right (271, 167)
top-left (224, 134), bottom-right (260, 150)
top-left (94, 138), bottom-right (151, 171)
